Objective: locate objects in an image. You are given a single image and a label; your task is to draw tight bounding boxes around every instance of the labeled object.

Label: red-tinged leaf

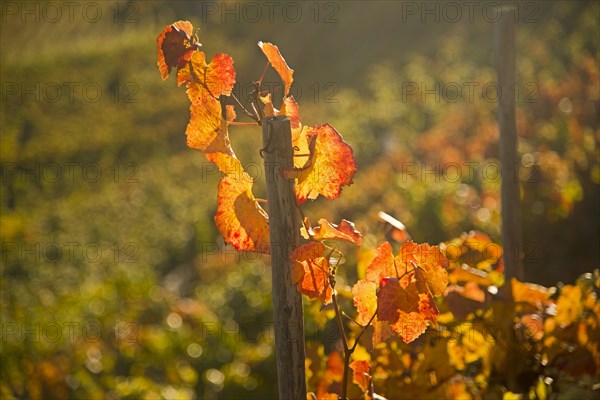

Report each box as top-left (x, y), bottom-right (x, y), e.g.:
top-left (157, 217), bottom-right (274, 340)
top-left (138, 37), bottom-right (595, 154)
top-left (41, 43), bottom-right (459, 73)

top-left (365, 242), bottom-right (401, 286)
top-left (352, 280), bottom-right (377, 325)
top-left (372, 317), bottom-right (394, 346)
top-left (349, 360), bottom-right (371, 392)
top-left (280, 96), bottom-right (301, 130)
top-left (396, 241), bottom-right (449, 296)
top-left (377, 277), bottom-right (419, 321)
top-left (326, 351), bottom-right (344, 379)
top-left (316, 351), bottom-right (344, 398)
top-left (291, 242), bottom-right (332, 304)
top-left (214, 174), bottom-right (270, 254)
top-left (285, 124), bottom-right (356, 203)
top-left (363, 241), bottom-right (448, 343)
top-left (376, 276), bottom-right (435, 343)
top-left (157, 21), bottom-right (198, 80)
top-left (304, 218), bottom-right (363, 246)
top-left (258, 41), bottom-right (294, 97)
top-left (178, 51), bottom-right (236, 103)
top-left (185, 96), bottom-right (234, 155)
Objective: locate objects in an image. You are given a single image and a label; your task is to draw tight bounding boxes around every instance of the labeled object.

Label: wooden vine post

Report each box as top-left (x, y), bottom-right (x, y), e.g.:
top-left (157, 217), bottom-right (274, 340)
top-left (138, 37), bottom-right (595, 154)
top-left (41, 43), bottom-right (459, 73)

top-left (494, 6), bottom-right (524, 289)
top-left (261, 115), bottom-right (307, 399)
top-left (494, 6), bottom-right (525, 393)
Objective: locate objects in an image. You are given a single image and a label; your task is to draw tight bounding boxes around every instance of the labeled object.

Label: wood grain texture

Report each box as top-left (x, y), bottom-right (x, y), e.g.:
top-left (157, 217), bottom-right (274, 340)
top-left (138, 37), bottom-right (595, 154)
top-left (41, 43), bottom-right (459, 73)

top-left (262, 116), bottom-right (307, 399)
top-left (495, 7), bottom-right (524, 288)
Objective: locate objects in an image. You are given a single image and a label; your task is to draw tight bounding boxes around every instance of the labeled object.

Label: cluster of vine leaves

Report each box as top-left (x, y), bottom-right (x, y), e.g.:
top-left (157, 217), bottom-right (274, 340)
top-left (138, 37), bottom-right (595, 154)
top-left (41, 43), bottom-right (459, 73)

top-left (156, 21), bottom-right (450, 399)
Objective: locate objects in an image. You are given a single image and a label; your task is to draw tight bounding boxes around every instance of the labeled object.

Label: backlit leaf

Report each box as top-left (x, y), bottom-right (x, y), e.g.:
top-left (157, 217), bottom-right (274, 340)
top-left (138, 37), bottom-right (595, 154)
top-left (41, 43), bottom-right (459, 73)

top-left (157, 21), bottom-right (198, 80)
top-left (177, 51), bottom-right (236, 103)
top-left (280, 96), bottom-right (301, 130)
top-left (352, 280), bottom-right (377, 325)
top-left (285, 124), bottom-right (356, 203)
top-left (349, 360), bottom-right (371, 392)
top-left (204, 151), bottom-right (242, 175)
top-left (303, 218), bottom-right (363, 246)
top-left (397, 241), bottom-right (449, 296)
top-left (365, 242), bottom-right (398, 285)
top-left (291, 242), bottom-right (332, 304)
top-left (376, 277), bottom-right (429, 343)
top-left (449, 264), bottom-right (494, 286)
top-left (362, 241), bottom-right (448, 343)
top-left (258, 41), bottom-right (294, 97)
top-left (214, 174), bottom-right (270, 253)
top-left (185, 96), bottom-right (234, 155)
top-left (512, 278), bottom-right (554, 308)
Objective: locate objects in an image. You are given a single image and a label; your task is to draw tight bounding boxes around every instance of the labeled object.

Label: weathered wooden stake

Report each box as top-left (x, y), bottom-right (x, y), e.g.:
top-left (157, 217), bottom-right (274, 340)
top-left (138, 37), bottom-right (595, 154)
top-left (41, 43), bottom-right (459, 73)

top-left (261, 115), bottom-right (307, 399)
top-left (495, 7), bottom-right (524, 288)
top-left (495, 6), bottom-right (525, 393)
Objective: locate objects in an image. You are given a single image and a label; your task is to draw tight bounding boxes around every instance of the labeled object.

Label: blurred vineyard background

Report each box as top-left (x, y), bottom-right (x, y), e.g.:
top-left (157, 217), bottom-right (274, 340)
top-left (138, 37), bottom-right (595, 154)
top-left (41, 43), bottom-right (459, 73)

top-left (1, 1), bottom-right (598, 399)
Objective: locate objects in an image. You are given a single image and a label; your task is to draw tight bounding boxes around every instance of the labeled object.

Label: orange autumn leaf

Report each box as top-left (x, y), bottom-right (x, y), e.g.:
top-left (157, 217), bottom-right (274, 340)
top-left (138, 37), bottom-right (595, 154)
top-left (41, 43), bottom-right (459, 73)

top-left (280, 96), bottom-right (301, 130)
top-left (156, 21), bottom-right (199, 80)
top-left (259, 94), bottom-right (301, 132)
top-left (316, 351), bottom-right (344, 398)
top-left (258, 41), bottom-right (294, 97)
top-left (349, 360), bottom-right (371, 392)
top-left (365, 242), bottom-right (398, 286)
top-left (177, 51), bottom-right (236, 104)
top-left (326, 351), bottom-right (344, 378)
top-left (396, 241), bottom-right (449, 296)
top-left (312, 394), bottom-right (338, 400)
top-left (303, 218), bottom-right (363, 246)
top-left (376, 276), bottom-right (433, 343)
top-left (291, 125), bottom-right (311, 169)
top-left (445, 282), bottom-right (486, 303)
top-left (225, 104), bottom-right (237, 122)
top-left (372, 317), bottom-right (395, 346)
top-left (214, 174), bottom-right (270, 254)
top-left (352, 280), bottom-right (378, 325)
top-left (259, 92), bottom-right (277, 118)
top-left (291, 242), bottom-right (332, 304)
top-left (185, 96), bottom-right (234, 155)
top-left (204, 151), bottom-right (242, 175)
top-left (449, 264), bottom-right (494, 287)
top-left (359, 241), bottom-right (448, 343)
top-left (511, 278), bottom-right (554, 308)
top-left (285, 124), bottom-right (356, 203)
top-left (414, 268), bottom-right (441, 319)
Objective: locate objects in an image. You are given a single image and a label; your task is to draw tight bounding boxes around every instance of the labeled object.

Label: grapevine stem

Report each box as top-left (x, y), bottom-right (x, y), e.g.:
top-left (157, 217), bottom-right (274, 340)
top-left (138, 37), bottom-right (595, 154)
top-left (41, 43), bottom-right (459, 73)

top-left (231, 93), bottom-right (260, 123)
top-left (332, 292), bottom-right (350, 399)
top-left (332, 288), bottom-right (377, 399)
